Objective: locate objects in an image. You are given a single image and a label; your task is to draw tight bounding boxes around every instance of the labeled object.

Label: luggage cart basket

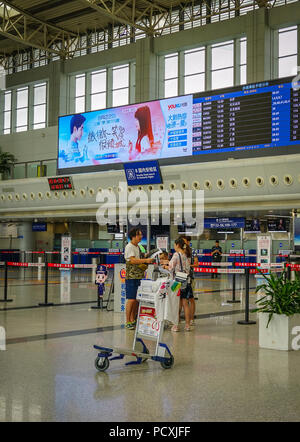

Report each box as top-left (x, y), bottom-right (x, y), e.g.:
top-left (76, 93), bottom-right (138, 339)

top-left (93, 270), bottom-right (177, 371)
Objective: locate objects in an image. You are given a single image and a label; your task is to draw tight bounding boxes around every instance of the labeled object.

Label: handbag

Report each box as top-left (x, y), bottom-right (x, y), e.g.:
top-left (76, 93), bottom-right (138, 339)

top-left (175, 253), bottom-right (188, 290)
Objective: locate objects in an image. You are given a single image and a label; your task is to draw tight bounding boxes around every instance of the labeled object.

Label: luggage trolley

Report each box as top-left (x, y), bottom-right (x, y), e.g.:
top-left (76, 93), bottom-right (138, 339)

top-left (93, 272), bottom-right (176, 371)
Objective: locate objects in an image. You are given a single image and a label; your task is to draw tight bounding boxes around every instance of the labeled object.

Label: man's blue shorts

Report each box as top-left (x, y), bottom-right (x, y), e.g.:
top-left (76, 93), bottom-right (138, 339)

top-left (125, 279), bottom-right (140, 300)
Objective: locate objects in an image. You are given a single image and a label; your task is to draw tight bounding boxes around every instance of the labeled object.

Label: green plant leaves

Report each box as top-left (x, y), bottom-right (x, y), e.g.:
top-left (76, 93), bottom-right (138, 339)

top-left (254, 270), bottom-right (300, 327)
top-left (0, 148), bottom-right (16, 174)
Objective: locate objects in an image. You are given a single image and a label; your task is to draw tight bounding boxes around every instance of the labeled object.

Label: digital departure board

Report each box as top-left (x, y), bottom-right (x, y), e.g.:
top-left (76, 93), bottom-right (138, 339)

top-left (192, 77), bottom-right (300, 155)
top-left (57, 77), bottom-right (300, 175)
top-left (48, 176), bottom-right (73, 191)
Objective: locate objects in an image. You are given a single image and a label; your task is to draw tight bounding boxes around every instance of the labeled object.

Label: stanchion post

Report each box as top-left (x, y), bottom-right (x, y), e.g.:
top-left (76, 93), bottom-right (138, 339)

top-left (0, 261), bottom-right (13, 303)
top-left (38, 256), bottom-right (43, 281)
top-left (227, 258), bottom-right (240, 304)
top-left (91, 291), bottom-right (103, 310)
top-left (237, 268), bottom-right (256, 325)
top-left (91, 257), bottom-right (97, 282)
top-left (286, 261), bottom-right (291, 281)
top-left (39, 254), bottom-right (54, 307)
top-left (22, 250), bottom-right (26, 280)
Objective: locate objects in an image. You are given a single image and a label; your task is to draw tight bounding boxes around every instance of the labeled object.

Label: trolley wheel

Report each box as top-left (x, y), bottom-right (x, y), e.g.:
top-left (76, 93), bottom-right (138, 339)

top-left (95, 356), bottom-right (109, 372)
top-left (160, 355), bottom-right (174, 370)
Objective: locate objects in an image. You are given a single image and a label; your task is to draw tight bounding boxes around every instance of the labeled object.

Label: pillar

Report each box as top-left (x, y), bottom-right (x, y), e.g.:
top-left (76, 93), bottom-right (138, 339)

top-left (48, 60), bottom-right (68, 126)
top-left (135, 37), bottom-right (163, 102)
top-left (18, 222), bottom-right (35, 251)
top-left (246, 8), bottom-right (277, 83)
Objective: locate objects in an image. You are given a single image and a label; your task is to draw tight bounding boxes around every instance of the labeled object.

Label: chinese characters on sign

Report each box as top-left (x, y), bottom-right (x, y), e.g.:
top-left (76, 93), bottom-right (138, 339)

top-left (124, 160), bottom-right (162, 186)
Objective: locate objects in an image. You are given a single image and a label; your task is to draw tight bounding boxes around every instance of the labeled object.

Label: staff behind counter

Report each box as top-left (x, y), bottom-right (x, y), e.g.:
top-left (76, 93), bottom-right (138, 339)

top-left (211, 240), bottom-right (222, 279)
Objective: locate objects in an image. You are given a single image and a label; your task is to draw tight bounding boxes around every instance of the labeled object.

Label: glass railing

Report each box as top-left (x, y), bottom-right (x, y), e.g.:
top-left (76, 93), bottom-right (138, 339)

top-left (2, 159), bottom-right (57, 180)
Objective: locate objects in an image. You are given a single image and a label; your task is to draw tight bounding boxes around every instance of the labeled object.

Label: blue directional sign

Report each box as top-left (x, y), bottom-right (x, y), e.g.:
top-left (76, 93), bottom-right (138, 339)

top-left (124, 160), bottom-right (162, 186)
top-left (204, 218), bottom-right (245, 229)
top-left (32, 222), bottom-right (47, 232)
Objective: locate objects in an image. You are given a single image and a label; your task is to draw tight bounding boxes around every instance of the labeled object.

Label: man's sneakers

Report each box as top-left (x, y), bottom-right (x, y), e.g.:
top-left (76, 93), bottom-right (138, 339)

top-left (125, 321), bottom-right (136, 330)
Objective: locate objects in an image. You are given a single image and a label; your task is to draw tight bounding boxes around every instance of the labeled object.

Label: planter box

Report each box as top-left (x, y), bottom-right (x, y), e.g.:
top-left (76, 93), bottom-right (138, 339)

top-left (259, 313), bottom-right (300, 350)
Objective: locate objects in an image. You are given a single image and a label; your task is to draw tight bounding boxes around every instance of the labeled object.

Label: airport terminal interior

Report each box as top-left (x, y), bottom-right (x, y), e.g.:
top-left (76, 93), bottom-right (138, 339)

top-left (1, 0), bottom-right (300, 423)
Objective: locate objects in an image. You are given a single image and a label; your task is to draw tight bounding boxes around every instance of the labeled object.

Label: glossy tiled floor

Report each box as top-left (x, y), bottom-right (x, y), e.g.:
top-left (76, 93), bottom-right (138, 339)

top-left (0, 272), bottom-right (299, 422)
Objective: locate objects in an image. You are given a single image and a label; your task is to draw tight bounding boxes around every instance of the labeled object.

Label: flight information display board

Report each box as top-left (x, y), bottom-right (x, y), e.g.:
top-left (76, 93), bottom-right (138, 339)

top-left (192, 77), bottom-right (300, 155)
top-left (57, 77), bottom-right (300, 174)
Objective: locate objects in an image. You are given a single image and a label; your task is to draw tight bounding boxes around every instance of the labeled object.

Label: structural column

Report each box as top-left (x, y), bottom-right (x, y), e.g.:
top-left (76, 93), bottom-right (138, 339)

top-left (135, 37), bottom-right (163, 102)
top-left (18, 222), bottom-right (35, 251)
top-left (48, 60), bottom-right (68, 126)
top-left (246, 8), bottom-right (277, 83)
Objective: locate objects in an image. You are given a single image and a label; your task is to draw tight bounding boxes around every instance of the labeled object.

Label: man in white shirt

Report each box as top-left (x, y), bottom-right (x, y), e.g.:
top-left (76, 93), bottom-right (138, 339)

top-left (124, 227), bottom-right (154, 329)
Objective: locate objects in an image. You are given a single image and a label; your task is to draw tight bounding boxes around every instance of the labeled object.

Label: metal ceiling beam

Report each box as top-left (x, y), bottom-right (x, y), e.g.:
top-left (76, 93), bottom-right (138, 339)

top-left (255, 0), bottom-right (271, 7)
top-left (0, 0), bottom-right (290, 68)
top-left (78, 0), bottom-right (151, 35)
top-left (0, 0), bottom-right (78, 56)
top-left (138, 0), bottom-right (169, 14)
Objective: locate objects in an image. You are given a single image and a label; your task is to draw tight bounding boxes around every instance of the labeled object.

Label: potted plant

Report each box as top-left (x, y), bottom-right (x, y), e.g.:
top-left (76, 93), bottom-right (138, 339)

top-left (0, 148), bottom-right (16, 179)
top-left (254, 271), bottom-right (300, 350)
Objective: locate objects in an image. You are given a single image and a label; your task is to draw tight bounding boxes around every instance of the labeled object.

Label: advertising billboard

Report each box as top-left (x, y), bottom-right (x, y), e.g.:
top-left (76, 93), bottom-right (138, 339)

top-left (267, 218), bottom-right (289, 232)
top-left (244, 219), bottom-right (261, 233)
top-left (58, 95), bottom-right (193, 174)
top-left (294, 218), bottom-right (300, 251)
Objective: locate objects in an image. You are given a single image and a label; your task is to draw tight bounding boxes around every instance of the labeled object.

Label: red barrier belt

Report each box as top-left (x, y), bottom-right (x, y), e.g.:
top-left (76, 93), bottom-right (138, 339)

top-left (48, 263), bottom-right (75, 268)
top-left (235, 262), bottom-right (260, 267)
top-left (194, 267), bottom-right (244, 274)
top-left (5, 262), bottom-right (115, 269)
top-left (7, 262), bottom-right (28, 267)
top-left (249, 269), bottom-right (269, 274)
top-left (286, 263), bottom-right (300, 270)
top-left (194, 267), bottom-right (217, 273)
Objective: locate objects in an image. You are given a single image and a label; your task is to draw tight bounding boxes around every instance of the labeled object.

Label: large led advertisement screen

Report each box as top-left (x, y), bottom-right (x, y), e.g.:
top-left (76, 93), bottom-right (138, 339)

top-left (57, 77), bottom-right (300, 174)
top-left (58, 95), bottom-right (193, 173)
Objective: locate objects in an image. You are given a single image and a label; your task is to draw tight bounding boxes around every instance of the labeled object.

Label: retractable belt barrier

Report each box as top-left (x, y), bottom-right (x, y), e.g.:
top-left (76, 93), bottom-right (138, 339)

top-left (0, 261), bottom-right (116, 306)
top-left (2, 262), bottom-right (116, 268)
top-left (0, 250), bottom-right (296, 258)
top-left (0, 250), bottom-right (121, 255)
top-left (197, 262), bottom-right (232, 267)
top-left (194, 267), bottom-right (245, 274)
top-left (0, 258), bottom-right (297, 313)
top-left (286, 263), bottom-right (300, 270)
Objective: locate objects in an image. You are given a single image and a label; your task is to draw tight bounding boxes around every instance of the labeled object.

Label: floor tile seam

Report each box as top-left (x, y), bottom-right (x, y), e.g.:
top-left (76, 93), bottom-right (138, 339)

top-left (0, 300), bottom-right (104, 312)
top-left (6, 325), bottom-right (123, 345)
top-left (0, 281), bottom-right (95, 287)
top-left (0, 291), bottom-right (255, 312)
top-left (5, 309), bottom-right (247, 346)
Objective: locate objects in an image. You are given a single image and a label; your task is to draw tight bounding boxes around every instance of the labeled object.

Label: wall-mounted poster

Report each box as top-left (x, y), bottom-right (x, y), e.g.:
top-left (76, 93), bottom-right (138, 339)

top-left (61, 235), bottom-right (72, 266)
top-left (294, 218), bottom-right (300, 251)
